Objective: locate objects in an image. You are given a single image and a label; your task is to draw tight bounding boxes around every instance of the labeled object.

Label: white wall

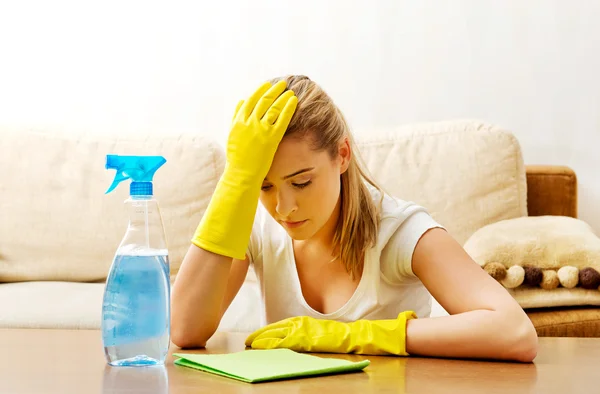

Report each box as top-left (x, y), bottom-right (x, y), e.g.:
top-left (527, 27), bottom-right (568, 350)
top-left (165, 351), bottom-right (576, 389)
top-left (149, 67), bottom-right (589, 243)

top-left (1, 0), bottom-right (598, 232)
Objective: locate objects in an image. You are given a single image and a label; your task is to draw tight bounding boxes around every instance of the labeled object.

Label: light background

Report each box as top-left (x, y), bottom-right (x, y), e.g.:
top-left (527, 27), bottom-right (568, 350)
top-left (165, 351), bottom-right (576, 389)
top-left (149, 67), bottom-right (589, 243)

top-left (1, 0), bottom-right (598, 231)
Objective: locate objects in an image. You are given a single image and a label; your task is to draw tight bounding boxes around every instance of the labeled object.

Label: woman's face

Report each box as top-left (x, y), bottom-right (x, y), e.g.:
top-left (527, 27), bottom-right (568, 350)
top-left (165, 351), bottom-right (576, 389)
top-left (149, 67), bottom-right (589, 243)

top-left (260, 135), bottom-right (350, 241)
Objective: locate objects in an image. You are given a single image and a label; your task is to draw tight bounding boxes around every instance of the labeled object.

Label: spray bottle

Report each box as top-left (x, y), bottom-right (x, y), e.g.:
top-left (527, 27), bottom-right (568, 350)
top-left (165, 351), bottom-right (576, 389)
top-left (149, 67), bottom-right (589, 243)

top-left (102, 154), bottom-right (170, 366)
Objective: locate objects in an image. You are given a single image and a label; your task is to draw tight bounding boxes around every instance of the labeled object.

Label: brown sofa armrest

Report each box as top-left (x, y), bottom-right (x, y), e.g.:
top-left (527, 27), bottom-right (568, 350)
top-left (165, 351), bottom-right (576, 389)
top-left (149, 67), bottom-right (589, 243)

top-left (526, 165), bottom-right (577, 218)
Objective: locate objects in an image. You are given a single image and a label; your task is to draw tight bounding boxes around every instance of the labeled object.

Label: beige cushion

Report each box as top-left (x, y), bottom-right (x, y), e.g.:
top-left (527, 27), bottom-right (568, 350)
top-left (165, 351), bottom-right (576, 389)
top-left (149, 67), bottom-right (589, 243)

top-left (355, 120), bottom-right (527, 245)
top-left (0, 282), bottom-right (104, 329)
top-left (0, 128), bottom-right (225, 282)
top-left (0, 279), bottom-right (260, 330)
top-left (464, 215), bottom-right (600, 308)
top-left (0, 121), bottom-right (526, 330)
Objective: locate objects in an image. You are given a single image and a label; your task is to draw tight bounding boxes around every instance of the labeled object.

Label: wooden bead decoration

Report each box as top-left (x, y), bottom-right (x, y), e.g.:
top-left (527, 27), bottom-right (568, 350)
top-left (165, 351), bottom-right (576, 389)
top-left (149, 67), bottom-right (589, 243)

top-left (523, 266), bottom-right (543, 286)
top-left (557, 266), bottom-right (579, 288)
top-left (579, 267), bottom-right (600, 289)
top-left (484, 262), bottom-right (507, 281)
top-left (500, 265), bottom-right (525, 289)
top-left (540, 270), bottom-right (559, 290)
top-left (482, 264), bottom-right (600, 291)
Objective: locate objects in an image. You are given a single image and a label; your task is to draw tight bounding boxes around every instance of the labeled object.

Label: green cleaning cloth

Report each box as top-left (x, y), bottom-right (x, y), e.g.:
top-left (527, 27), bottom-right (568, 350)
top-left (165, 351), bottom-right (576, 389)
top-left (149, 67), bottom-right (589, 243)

top-left (173, 348), bottom-right (370, 383)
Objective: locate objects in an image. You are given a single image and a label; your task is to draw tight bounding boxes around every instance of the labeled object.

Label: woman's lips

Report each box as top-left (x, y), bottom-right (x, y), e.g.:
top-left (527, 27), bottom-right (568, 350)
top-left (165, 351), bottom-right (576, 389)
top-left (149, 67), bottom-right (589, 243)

top-left (282, 220), bottom-right (307, 229)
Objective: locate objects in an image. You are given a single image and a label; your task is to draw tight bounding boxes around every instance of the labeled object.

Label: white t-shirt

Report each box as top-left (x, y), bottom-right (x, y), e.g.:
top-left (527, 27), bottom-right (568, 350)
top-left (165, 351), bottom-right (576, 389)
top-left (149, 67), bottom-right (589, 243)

top-left (246, 185), bottom-right (444, 325)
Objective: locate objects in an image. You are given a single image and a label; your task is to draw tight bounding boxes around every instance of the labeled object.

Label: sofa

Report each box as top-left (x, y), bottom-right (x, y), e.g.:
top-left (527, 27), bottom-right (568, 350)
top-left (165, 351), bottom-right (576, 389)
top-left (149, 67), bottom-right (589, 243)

top-left (0, 120), bottom-right (591, 336)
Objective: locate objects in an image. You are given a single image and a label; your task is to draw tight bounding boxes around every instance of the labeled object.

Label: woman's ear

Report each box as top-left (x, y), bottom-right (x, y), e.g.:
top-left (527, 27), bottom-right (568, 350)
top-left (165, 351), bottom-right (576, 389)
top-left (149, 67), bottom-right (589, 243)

top-left (338, 137), bottom-right (351, 174)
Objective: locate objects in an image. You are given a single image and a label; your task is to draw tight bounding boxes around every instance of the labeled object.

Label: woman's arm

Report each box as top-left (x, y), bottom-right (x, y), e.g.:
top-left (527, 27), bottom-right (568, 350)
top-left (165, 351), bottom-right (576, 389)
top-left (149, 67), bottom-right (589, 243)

top-left (408, 228), bottom-right (538, 362)
top-left (171, 246), bottom-right (249, 348)
top-left (171, 80), bottom-right (297, 348)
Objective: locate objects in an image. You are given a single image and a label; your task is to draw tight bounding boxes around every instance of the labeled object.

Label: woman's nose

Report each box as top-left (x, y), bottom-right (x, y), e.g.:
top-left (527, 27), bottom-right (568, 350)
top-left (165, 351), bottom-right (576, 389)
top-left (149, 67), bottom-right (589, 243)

top-left (275, 191), bottom-right (298, 217)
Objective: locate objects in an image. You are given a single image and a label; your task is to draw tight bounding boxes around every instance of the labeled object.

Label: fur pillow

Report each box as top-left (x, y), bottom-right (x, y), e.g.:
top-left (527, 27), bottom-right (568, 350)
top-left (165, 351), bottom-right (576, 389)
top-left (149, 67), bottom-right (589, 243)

top-left (463, 216), bottom-right (600, 308)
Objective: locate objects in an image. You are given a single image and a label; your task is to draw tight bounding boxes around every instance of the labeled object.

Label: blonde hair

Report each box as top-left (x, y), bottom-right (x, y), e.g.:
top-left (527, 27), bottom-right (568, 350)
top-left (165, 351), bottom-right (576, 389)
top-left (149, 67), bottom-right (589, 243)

top-left (269, 75), bottom-right (384, 279)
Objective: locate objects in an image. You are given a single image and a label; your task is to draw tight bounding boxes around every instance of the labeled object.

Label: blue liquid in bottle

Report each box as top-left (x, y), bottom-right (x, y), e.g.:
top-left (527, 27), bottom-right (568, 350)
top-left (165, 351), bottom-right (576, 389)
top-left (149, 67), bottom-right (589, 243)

top-left (102, 250), bottom-right (170, 366)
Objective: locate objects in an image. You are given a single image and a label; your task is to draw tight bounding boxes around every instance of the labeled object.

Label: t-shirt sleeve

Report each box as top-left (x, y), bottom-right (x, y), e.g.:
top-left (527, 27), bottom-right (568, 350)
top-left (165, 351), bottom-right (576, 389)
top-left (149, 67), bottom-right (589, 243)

top-left (380, 208), bottom-right (445, 283)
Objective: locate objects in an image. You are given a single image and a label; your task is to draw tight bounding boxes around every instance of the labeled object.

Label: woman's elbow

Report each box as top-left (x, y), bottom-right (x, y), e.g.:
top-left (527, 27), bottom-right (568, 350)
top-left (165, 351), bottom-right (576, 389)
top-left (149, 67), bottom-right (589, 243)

top-left (170, 319), bottom-right (213, 349)
top-left (509, 316), bottom-right (539, 363)
top-left (171, 327), bottom-right (209, 349)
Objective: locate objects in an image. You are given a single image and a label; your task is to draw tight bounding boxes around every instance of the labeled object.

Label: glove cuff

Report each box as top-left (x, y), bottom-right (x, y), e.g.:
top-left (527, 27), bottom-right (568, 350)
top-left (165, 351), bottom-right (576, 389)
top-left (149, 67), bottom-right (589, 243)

top-left (192, 167), bottom-right (262, 260)
top-left (349, 310), bottom-right (417, 356)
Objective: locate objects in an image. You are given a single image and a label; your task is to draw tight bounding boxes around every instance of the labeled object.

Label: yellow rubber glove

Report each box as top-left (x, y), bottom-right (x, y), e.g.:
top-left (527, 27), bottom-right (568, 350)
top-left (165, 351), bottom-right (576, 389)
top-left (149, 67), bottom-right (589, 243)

top-left (192, 80), bottom-right (298, 259)
top-left (245, 311), bottom-right (417, 356)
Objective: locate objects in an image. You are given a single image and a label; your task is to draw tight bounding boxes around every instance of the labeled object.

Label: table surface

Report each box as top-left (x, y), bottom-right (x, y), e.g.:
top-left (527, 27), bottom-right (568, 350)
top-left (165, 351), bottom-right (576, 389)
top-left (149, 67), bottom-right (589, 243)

top-left (0, 329), bottom-right (595, 393)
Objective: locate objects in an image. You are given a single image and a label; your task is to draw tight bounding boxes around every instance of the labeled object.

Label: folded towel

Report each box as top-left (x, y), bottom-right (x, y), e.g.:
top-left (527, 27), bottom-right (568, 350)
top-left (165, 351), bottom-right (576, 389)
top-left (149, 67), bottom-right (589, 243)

top-left (173, 348), bottom-right (370, 383)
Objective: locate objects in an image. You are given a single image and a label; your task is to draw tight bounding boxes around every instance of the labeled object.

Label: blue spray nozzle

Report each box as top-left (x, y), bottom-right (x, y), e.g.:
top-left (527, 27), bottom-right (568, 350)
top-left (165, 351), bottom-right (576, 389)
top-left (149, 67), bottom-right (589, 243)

top-left (105, 155), bottom-right (167, 195)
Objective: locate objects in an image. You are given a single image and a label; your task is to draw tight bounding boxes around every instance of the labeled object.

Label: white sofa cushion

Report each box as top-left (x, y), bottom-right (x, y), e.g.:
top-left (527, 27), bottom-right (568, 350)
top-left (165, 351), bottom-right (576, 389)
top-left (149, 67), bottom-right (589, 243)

top-left (0, 128), bottom-right (225, 283)
top-left (0, 282), bottom-right (104, 329)
top-left (354, 120), bottom-right (528, 245)
top-left (0, 279), bottom-right (261, 330)
top-left (0, 120), bottom-right (526, 330)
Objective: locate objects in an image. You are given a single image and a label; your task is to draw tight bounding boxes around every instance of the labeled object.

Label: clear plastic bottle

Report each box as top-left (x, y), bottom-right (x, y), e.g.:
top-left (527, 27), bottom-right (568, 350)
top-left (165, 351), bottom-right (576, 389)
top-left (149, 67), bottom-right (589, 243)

top-left (102, 156), bottom-right (170, 367)
top-left (102, 363), bottom-right (168, 393)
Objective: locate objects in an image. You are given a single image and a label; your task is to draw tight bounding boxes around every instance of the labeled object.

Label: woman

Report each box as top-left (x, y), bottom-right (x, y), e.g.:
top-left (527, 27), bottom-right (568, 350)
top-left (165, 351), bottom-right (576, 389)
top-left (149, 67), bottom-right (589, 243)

top-left (171, 75), bottom-right (538, 362)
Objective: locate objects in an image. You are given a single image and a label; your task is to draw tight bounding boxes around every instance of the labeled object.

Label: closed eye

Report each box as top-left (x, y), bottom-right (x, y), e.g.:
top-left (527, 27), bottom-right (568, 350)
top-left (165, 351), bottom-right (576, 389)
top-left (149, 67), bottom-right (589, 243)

top-left (293, 181), bottom-right (312, 189)
top-left (261, 181), bottom-right (311, 191)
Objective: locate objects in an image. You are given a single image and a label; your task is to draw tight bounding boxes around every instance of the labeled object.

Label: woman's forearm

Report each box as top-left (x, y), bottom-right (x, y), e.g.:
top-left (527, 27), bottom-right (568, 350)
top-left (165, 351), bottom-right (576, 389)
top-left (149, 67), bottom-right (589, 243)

top-left (405, 310), bottom-right (538, 362)
top-left (171, 245), bottom-right (232, 348)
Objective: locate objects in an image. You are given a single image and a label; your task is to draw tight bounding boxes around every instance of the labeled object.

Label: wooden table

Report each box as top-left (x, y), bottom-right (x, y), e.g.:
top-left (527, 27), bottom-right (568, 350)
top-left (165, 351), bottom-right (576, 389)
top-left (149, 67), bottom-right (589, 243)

top-left (0, 329), bottom-right (595, 393)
